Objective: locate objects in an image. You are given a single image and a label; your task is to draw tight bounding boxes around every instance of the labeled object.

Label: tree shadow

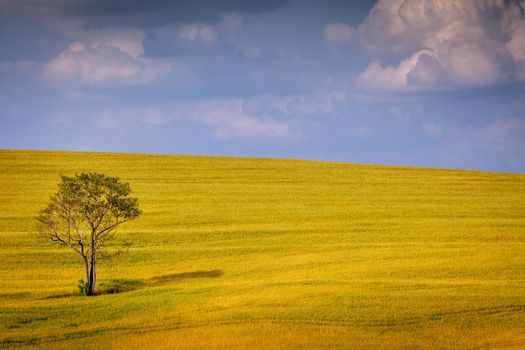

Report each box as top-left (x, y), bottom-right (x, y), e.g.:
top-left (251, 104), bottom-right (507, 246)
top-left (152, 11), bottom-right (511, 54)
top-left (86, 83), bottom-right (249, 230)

top-left (42, 269), bottom-right (224, 298)
top-left (97, 269), bottom-right (223, 295)
top-left (98, 279), bottom-right (146, 294)
top-left (41, 293), bottom-right (77, 300)
top-left (149, 269), bottom-right (223, 286)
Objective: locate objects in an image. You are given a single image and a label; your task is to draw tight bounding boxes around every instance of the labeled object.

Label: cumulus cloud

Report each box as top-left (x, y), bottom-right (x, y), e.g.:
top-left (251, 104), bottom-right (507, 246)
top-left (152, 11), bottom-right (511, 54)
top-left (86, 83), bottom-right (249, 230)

top-left (44, 29), bottom-right (170, 86)
top-left (96, 99), bottom-right (296, 141)
top-left (358, 0), bottom-right (525, 90)
top-left (506, 19), bottom-right (525, 79)
top-left (358, 51), bottom-right (436, 90)
top-left (324, 23), bottom-right (355, 45)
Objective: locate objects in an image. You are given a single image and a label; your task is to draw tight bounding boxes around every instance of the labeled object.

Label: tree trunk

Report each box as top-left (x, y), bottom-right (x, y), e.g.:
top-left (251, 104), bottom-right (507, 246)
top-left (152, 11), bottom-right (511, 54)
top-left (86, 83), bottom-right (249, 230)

top-left (82, 257), bottom-right (89, 295)
top-left (86, 253), bottom-right (96, 296)
top-left (85, 230), bottom-right (97, 296)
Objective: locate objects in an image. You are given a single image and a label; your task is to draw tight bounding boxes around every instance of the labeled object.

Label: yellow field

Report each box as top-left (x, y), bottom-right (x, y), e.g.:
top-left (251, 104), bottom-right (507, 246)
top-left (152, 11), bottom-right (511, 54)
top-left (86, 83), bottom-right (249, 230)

top-left (0, 149), bottom-right (524, 349)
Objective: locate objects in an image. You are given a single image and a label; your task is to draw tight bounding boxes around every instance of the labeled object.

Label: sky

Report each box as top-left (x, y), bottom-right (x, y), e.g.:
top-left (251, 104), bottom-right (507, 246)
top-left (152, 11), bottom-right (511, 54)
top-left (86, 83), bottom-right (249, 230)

top-left (1, 0), bottom-right (525, 173)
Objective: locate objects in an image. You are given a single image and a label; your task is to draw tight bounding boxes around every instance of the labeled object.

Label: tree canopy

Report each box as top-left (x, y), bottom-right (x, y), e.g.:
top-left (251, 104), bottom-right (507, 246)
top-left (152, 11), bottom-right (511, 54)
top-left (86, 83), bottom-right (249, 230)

top-left (36, 172), bottom-right (141, 295)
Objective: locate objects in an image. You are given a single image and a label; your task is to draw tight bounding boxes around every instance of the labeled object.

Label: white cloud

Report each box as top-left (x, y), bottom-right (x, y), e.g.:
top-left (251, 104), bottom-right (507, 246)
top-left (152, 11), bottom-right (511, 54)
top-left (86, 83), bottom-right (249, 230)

top-left (358, 0), bottom-right (525, 90)
top-left (44, 29), bottom-right (170, 86)
top-left (324, 23), bottom-right (355, 45)
top-left (96, 99), bottom-right (297, 141)
top-left (358, 51), bottom-right (434, 91)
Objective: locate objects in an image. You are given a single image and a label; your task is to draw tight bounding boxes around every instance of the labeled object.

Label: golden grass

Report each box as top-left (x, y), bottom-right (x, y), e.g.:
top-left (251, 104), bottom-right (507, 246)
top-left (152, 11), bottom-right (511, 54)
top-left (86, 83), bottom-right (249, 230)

top-left (0, 149), bottom-right (524, 349)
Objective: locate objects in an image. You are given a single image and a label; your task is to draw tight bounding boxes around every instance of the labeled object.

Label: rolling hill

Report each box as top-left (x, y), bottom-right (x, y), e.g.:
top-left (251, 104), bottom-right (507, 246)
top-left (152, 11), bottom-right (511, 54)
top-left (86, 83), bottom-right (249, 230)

top-left (0, 149), bottom-right (524, 349)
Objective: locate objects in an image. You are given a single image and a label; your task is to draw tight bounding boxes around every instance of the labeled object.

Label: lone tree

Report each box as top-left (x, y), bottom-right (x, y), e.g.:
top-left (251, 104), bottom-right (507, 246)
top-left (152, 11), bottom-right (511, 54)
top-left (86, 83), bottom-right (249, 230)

top-left (37, 173), bottom-right (141, 296)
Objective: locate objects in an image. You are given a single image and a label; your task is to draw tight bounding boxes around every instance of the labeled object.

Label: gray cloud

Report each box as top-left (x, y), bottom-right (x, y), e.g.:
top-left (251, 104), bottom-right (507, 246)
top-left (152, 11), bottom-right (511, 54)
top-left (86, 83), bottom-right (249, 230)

top-left (0, 0), bottom-right (289, 29)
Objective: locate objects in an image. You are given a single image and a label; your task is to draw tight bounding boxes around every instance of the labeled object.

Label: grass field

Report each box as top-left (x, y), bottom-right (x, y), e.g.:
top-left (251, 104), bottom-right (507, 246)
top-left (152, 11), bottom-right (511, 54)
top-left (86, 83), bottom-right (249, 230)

top-left (0, 149), bottom-right (524, 349)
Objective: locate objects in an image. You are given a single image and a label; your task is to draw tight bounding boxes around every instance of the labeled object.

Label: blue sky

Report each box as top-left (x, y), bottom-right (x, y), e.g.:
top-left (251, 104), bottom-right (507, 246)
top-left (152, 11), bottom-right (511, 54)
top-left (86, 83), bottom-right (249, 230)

top-left (1, 0), bottom-right (525, 173)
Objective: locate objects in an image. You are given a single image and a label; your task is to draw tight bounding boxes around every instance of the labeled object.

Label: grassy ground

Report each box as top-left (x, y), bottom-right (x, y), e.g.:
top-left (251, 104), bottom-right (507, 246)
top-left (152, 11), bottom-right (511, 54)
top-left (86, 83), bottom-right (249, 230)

top-left (0, 149), bottom-right (524, 349)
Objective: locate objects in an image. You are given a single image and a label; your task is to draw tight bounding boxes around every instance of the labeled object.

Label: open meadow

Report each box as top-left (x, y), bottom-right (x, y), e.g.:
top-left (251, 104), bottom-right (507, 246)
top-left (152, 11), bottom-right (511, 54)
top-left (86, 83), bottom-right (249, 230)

top-left (0, 149), bottom-right (524, 349)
